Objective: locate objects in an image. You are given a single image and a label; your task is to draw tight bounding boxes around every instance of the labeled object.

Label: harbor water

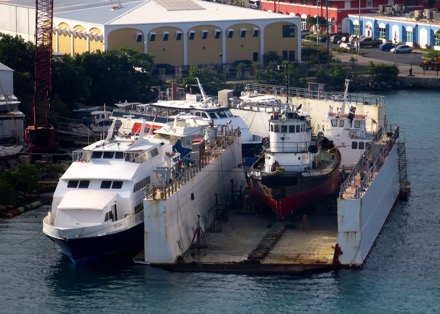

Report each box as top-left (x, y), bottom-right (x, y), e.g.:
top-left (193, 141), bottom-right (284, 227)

top-left (1, 90), bottom-right (439, 313)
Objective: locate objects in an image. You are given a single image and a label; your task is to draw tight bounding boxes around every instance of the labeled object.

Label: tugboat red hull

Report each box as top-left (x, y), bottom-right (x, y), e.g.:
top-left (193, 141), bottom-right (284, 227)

top-left (246, 153), bottom-right (341, 220)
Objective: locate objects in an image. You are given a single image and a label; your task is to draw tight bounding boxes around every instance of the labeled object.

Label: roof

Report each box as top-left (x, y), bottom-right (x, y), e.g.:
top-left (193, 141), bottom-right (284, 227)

top-left (7, 0), bottom-right (296, 27)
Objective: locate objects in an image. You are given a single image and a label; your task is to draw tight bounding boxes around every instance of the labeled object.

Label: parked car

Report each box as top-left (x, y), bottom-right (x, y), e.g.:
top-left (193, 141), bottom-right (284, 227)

top-left (379, 42), bottom-right (395, 51)
top-left (358, 37), bottom-right (382, 48)
top-left (330, 33), bottom-right (349, 44)
top-left (339, 42), bottom-right (356, 51)
top-left (390, 45), bottom-right (412, 54)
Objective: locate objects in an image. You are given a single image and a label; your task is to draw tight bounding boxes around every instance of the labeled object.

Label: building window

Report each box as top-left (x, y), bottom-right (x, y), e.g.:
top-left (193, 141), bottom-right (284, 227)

top-left (435, 37), bottom-right (440, 46)
top-left (282, 25), bottom-right (295, 38)
top-left (189, 31), bottom-right (195, 40)
top-left (240, 29), bottom-right (247, 38)
top-left (353, 24), bottom-right (360, 36)
top-left (215, 30), bottom-right (221, 39)
top-left (136, 32), bottom-right (143, 42)
top-left (301, 19), bottom-right (307, 30)
top-left (289, 50), bottom-right (295, 61)
top-left (253, 28), bottom-right (259, 37)
top-left (253, 52), bottom-right (258, 61)
top-left (406, 30), bottom-right (413, 43)
top-left (149, 33), bottom-right (156, 42)
top-left (163, 32), bottom-right (169, 41)
top-left (202, 30), bottom-right (208, 39)
top-left (379, 27), bottom-right (386, 39)
top-left (176, 31), bottom-right (182, 40)
top-left (366, 0), bottom-right (372, 7)
top-left (227, 29), bottom-right (234, 38)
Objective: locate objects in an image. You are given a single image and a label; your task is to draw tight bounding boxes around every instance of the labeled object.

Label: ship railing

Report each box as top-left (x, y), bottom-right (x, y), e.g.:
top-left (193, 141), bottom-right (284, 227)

top-left (147, 127), bottom-right (240, 200)
top-left (242, 83), bottom-right (385, 107)
top-left (339, 125), bottom-right (399, 199)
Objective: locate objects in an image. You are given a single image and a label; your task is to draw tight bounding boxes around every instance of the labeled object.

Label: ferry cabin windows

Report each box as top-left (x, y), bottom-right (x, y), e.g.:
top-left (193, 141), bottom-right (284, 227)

top-left (100, 181), bottom-right (123, 189)
top-left (354, 120), bottom-right (361, 128)
top-left (67, 180), bottom-right (90, 188)
top-left (351, 141), bottom-right (365, 149)
top-left (91, 151), bottom-right (124, 159)
top-left (331, 119), bottom-right (345, 127)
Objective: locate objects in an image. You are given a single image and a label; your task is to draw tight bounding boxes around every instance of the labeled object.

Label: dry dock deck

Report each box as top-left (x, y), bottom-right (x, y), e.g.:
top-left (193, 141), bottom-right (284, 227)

top-left (148, 207), bottom-right (339, 274)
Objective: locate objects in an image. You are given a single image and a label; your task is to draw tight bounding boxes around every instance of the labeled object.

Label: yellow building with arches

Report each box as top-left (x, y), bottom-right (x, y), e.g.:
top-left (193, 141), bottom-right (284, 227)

top-left (1, 0), bottom-right (301, 66)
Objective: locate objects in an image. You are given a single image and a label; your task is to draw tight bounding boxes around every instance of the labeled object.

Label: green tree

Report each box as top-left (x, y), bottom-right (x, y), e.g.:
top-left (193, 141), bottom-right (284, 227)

top-left (0, 33), bottom-right (34, 117)
top-left (368, 62), bottom-right (399, 83)
top-left (182, 66), bottom-right (225, 96)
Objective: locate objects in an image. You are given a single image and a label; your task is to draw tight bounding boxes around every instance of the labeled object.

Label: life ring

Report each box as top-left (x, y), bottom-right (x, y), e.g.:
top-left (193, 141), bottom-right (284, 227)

top-left (319, 89), bottom-right (324, 96)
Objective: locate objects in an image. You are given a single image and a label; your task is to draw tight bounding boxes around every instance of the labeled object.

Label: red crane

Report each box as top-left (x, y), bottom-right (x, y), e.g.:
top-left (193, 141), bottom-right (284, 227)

top-left (25, 0), bottom-right (58, 153)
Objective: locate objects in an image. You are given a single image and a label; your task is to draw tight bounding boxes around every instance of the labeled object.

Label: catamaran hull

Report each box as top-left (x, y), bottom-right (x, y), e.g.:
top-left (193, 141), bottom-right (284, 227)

top-left (246, 169), bottom-right (340, 219)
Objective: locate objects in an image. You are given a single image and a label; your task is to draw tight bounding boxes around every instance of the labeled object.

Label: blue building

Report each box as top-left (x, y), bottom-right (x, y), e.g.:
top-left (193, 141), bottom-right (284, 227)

top-left (348, 9), bottom-right (440, 50)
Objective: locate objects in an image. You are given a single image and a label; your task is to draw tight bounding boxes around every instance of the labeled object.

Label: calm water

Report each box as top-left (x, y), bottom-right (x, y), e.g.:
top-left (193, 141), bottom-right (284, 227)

top-left (1, 90), bottom-right (440, 314)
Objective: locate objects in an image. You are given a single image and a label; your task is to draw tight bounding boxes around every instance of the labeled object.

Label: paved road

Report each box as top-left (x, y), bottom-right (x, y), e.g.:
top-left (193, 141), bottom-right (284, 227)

top-left (332, 49), bottom-right (440, 78)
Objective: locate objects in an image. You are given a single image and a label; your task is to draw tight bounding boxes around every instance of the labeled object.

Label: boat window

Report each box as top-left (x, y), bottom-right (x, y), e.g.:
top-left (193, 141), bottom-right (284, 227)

top-left (354, 120), bottom-right (361, 128)
top-left (112, 181), bottom-right (123, 189)
top-left (217, 111), bottom-right (227, 119)
top-left (151, 148), bottom-right (159, 158)
top-left (209, 112), bottom-right (217, 119)
top-left (301, 124), bottom-right (305, 132)
top-left (78, 180), bottom-right (90, 188)
top-left (105, 211), bottom-right (114, 222)
top-left (103, 152), bottom-right (114, 159)
top-left (274, 125), bottom-right (280, 133)
top-left (339, 120), bottom-right (345, 127)
top-left (289, 125), bottom-right (295, 133)
top-left (115, 152), bottom-right (124, 159)
top-left (352, 141), bottom-right (358, 149)
top-left (296, 125), bottom-right (300, 133)
top-left (359, 141), bottom-right (365, 149)
top-left (101, 181), bottom-right (112, 189)
top-left (281, 125), bottom-right (287, 133)
top-left (68, 180), bottom-right (79, 188)
top-left (270, 124), bottom-right (273, 132)
top-left (331, 119), bottom-right (338, 127)
top-left (92, 151), bottom-right (103, 159)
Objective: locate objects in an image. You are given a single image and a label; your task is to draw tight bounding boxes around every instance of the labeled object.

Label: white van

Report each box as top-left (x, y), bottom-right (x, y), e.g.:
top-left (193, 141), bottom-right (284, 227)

top-left (249, 0), bottom-right (260, 9)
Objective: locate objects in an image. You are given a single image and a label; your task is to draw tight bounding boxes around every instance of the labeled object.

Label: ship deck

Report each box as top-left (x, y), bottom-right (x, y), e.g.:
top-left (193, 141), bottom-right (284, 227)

top-left (137, 206), bottom-right (339, 274)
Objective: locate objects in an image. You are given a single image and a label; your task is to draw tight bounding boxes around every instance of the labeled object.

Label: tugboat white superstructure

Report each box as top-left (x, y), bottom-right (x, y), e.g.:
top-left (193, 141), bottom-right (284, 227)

top-left (246, 109), bottom-right (341, 220)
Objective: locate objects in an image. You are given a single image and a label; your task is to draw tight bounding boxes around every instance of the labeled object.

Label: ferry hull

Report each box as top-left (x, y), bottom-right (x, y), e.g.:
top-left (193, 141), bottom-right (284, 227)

top-left (43, 210), bottom-right (145, 265)
top-left (142, 140), bottom-right (244, 264)
top-left (44, 222), bottom-right (144, 265)
top-left (247, 169), bottom-right (340, 219)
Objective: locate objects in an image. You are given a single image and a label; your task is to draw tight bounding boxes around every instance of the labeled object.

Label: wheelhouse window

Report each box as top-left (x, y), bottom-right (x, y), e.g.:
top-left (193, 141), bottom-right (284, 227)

top-left (78, 180), bottom-right (90, 188)
top-left (331, 119), bottom-right (338, 127)
top-left (359, 142), bottom-right (365, 149)
top-left (92, 151), bottom-right (103, 159)
top-left (354, 120), bottom-right (361, 128)
top-left (339, 120), bottom-right (345, 127)
top-left (103, 152), bottom-right (114, 159)
top-left (112, 181), bottom-right (123, 189)
top-left (352, 141), bottom-right (358, 149)
top-left (281, 125), bottom-right (287, 133)
top-left (289, 125), bottom-right (296, 133)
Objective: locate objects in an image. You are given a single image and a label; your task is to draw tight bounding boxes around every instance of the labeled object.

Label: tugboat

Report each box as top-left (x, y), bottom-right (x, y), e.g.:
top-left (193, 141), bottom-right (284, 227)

top-left (245, 109), bottom-right (341, 219)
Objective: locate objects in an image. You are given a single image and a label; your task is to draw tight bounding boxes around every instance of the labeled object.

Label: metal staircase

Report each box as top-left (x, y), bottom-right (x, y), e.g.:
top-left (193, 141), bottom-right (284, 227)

top-left (397, 141), bottom-right (410, 200)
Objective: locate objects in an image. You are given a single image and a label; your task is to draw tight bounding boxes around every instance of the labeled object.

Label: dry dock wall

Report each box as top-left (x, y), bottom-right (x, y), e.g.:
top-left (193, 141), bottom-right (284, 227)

top-left (337, 144), bottom-right (400, 266)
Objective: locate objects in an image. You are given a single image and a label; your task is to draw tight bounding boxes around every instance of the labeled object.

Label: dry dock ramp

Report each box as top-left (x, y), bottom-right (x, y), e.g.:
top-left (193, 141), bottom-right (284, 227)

top-left (151, 207), bottom-right (339, 274)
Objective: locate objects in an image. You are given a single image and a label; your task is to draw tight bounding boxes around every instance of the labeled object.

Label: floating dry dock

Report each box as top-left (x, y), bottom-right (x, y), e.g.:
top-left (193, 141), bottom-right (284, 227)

top-left (135, 125), bottom-right (409, 274)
